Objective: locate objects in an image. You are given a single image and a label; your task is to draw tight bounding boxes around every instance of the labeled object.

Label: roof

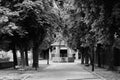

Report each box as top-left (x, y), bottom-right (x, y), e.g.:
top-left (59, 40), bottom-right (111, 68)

top-left (51, 40), bottom-right (67, 46)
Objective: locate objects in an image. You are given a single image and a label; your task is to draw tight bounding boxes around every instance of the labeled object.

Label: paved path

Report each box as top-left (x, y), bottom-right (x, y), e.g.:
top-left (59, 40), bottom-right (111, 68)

top-left (0, 60), bottom-right (105, 80)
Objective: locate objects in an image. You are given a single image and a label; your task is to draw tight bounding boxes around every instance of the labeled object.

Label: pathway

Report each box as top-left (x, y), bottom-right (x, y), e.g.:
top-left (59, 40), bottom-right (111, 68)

top-left (0, 60), bottom-right (105, 80)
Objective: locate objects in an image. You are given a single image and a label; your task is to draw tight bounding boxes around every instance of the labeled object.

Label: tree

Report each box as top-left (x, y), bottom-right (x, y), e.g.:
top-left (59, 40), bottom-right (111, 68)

top-left (14, 0), bottom-right (63, 69)
top-left (0, 3), bottom-right (27, 68)
top-left (57, 0), bottom-right (105, 71)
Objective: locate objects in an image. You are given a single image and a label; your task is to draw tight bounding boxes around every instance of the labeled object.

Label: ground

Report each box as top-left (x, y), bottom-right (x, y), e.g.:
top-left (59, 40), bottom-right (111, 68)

top-left (82, 63), bottom-right (120, 80)
top-left (0, 60), bottom-right (119, 80)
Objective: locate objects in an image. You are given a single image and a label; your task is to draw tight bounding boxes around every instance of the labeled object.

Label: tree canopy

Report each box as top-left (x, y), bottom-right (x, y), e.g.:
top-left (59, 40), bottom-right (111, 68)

top-left (0, 0), bottom-right (120, 69)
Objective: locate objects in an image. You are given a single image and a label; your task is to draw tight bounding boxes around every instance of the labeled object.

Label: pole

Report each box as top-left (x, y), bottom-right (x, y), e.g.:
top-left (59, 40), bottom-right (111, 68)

top-left (92, 45), bottom-right (94, 71)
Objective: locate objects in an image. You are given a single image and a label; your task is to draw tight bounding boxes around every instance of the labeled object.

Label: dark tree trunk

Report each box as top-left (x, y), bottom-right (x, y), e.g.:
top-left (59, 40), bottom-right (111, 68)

top-left (91, 45), bottom-right (95, 71)
top-left (32, 27), bottom-right (45, 70)
top-left (85, 54), bottom-right (89, 65)
top-left (25, 49), bottom-right (29, 66)
top-left (32, 43), bottom-right (39, 69)
top-left (108, 23), bottom-right (115, 70)
top-left (20, 49), bottom-right (26, 68)
top-left (108, 45), bottom-right (114, 70)
top-left (12, 43), bottom-right (18, 69)
top-left (98, 51), bottom-right (101, 67)
top-left (81, 47), bottom-right (85, 64)
top-left (85, 47), bottom-right (90, 66)
top-left (103, 0), bottom-right (116, 70)
top-left (46, 49), bottom-right (49, 65)
top-left (81, 53), bottom-right (85, 64)
top-left (97, 44), bottom-right (101, 67)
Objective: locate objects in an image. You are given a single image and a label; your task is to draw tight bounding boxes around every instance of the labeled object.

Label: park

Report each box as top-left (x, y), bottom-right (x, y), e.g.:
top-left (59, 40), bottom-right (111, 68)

top-left (0, 0), bottom-right (120, 80)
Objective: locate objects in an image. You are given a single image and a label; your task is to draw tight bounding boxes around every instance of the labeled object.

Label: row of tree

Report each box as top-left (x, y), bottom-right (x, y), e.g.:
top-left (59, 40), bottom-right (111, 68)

top-left (0, 0), bottom-right (120, 70)
top-left (0, 0), bottom-right (62, 69)
top-left (53, 0), bottom-right (120, 70)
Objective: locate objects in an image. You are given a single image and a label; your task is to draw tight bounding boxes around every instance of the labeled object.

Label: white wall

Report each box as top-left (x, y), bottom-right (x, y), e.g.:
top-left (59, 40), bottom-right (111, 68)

top-left (0, 50), bottom-right (33, 62)
top-left (0, 50), bottom-right (13, 61)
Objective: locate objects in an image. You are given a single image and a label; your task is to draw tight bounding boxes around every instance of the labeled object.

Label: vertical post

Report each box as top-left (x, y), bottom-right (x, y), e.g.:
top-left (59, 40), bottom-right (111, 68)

top-left (92, 45), bottom-right (94, 71)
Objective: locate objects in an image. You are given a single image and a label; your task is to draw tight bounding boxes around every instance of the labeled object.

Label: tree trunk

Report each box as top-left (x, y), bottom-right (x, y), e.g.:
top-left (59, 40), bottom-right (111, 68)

top-left (85, 54), bottom-right (89, 65)
top-left (91, 45), bottom-right (95, 71)
top-left (96, 44), bottom-right (101, 67)
top-left (108, 27), bottom-right (115, 70)
top-left (12, 43), bottom-right (18, 69)
top-left (104, 0), bottom-right (116, 70)
top-left (108, 45), bottom-right (114, 70)
top-left (20, 49), bottom-right (26, 68)
top-left (81, 47), bottom-right (85, 64)
top-left (98, 52), bottom-right (101, 67)
top-left (47, 49), bottom-right (49, 65)
top-left (32, 43), bottom-right (39, 69)
top-left (85, 47), bottom-right (90, 66)
top-left (81, 53), bottom-right (85, 64)
top-left (32, 27), bottom-right (45, 70)
top-left (25, 49), bottom-right (29, 66)
top-left (47, 55), bottom-right (49, 65)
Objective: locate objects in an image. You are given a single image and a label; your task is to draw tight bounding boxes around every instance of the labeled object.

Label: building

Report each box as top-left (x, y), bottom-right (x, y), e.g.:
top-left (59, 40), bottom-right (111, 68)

top-left (49, 40), bottom-right (78, 62)
top-left (0, 50), bottom-right (13, 62)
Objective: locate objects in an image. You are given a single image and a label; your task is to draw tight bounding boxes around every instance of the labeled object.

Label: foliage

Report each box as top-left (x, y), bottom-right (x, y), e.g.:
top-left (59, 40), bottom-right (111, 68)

top-left (0, 0), bottom-right (120, 58)
top-left (60, 0), bottom-right (120, 49)
top-left (0, 0), bottom-right (63, 51)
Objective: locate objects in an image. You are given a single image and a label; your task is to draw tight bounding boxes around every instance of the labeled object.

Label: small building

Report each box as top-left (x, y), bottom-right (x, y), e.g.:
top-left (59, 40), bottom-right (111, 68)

top-left (49, 40), bottom-right (78, 62)
top-left (0, 50), bottom-right (13, 62)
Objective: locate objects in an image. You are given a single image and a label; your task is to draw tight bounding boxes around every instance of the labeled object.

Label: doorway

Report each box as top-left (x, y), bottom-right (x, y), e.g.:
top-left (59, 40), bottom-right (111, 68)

top-left (60, 49), bottom-right (67, 57)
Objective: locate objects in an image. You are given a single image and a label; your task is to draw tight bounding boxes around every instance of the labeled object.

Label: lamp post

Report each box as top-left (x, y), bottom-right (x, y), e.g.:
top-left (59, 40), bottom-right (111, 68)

top-left (91, 44), bottom-right (95, 71)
